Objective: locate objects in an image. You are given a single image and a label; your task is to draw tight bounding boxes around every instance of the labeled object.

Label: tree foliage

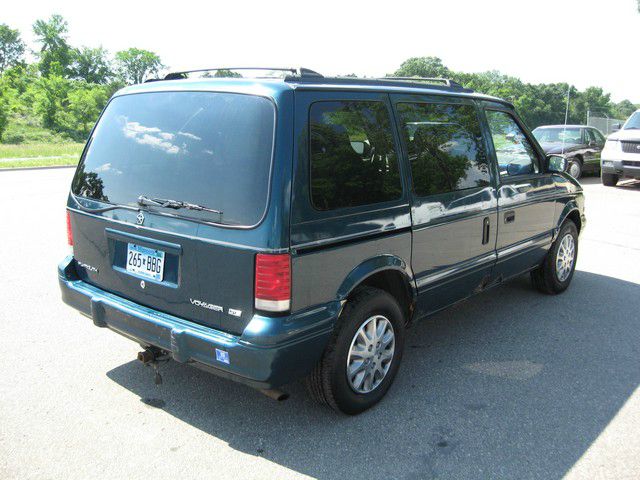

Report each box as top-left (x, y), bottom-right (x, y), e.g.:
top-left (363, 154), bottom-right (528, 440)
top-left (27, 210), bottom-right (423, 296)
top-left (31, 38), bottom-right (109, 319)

top-left (393, 56), bottom-right (451, 78)
top-left (0, 16), bottom-right (637, 148)
top-left (0, 91), bottom-right (8, 140)
top-left (31, 71), bottom-right (72, 129)
top-left (115, 48), bottom-right (163, 84)
top-left (72, 46), bottom-right (113, 84)
top-left (0, 15), bottom-right (165, 143)
top-left (33, 15), bottom-right (74, 77)
top-left (0, 24), bottom-right (25, 73)
top-left (393, 56), bottom-right (637, 129)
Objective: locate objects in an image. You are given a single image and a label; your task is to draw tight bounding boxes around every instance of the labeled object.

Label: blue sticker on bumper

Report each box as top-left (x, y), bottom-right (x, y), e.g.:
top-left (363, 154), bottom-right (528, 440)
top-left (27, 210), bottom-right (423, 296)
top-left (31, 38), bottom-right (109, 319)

top-left (216, 349), bottom-right (230, 364)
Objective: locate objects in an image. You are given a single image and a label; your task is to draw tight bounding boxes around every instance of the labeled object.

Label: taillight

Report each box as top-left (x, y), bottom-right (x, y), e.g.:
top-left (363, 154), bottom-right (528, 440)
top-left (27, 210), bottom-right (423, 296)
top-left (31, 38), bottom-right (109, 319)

top-left (255, 253), bottom-right (291, 312)
top-left (66, 210), bottom-right (73, 247)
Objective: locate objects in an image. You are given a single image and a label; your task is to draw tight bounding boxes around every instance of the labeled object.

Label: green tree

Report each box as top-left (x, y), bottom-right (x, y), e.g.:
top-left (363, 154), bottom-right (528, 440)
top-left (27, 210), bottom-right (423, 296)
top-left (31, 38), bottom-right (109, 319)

top-left (0, 24), bottom-right (25, 73)
top-left (114, 48), bottom-right (163, 84)
top-left (213, 69), bottom-right (242, 78)
top-left (0, 89), bottom-right (8, 141)
top-left (65, 86), bottom-right (108, 137)
top-left (33, 14), bottom-right (74, 77)
top-left (612, 99), bottom-right (637, 120)
top-left (571, 86), bottom-right (611, 123)
top-left (72, 46), bottom-right (113, 84)
top-left (393, 56), bottom-right (451, 78)
top-left (31, 69), bottom-right (72, 130)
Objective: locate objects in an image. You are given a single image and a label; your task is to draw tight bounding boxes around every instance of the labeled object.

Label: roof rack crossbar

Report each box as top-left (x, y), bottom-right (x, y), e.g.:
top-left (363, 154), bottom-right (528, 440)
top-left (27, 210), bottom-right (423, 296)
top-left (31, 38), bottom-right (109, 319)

top-left (163, 67), bottom-right (323, 80)
top-left (380, 77), bottom-right (464, 88)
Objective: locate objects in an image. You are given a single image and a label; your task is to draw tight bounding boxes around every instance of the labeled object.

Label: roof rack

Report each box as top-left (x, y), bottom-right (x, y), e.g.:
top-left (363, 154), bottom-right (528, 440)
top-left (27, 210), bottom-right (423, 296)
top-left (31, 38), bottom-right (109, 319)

top-left (380, 76), bottom-right (465, 89)
top-left (163, 67), bottom-right (323, 80)
top-left (155, 67), bottom-right (473, 93)
top-left (285, 75), bottom-right (473, 93)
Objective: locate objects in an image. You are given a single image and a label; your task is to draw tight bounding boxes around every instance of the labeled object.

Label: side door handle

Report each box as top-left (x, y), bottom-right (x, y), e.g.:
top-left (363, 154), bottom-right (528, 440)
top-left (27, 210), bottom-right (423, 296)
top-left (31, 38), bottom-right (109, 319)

top-left (482, 217), bottom-right (490, 245)
top-left (504, 211), bottom-right (516, 224)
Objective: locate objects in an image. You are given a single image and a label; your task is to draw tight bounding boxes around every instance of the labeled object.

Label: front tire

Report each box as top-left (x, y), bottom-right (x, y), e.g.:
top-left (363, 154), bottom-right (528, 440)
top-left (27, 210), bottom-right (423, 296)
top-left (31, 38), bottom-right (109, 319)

top-left (531, 220), bottom-right (578, 294)
top-left (602, 172), bottom-right (618, 187)
top-left (306, 287), bottom-right (405, 415)
top-left (567, 158), bottom-right (582, 179)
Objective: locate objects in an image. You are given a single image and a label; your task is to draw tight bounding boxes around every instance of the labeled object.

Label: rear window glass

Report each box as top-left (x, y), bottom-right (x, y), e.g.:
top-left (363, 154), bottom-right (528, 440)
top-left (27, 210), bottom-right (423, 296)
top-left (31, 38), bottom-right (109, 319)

top-left (72, 91), bottom-right (275, 226)
top-left (309, 101), bottom-right (402, 211)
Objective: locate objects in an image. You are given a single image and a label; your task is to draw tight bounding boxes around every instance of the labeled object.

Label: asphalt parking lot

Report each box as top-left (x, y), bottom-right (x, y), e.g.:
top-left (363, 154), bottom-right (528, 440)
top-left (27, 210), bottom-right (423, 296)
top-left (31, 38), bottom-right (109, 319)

top-left (1, 168), bottom-right (639, 480)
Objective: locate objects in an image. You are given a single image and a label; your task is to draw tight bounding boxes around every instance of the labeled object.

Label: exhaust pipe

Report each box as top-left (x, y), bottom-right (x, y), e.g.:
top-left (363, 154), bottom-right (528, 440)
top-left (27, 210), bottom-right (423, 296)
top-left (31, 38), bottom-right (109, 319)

top-left (259, 388), bottom-right (289, 401)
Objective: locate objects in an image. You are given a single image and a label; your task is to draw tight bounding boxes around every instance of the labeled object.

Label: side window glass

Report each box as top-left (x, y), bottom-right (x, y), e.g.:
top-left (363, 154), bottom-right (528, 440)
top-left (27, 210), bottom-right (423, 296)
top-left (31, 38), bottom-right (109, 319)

top-left (395, 102), bottom-right (490, 197)
top-left (486, 110), bottom-right (539, 177)
top-left (309, 101), bottom-right (402, 211)
top-left (584, 129), bottom-right (595, 144)
top-left (591, 129), bottom-right (605, 146)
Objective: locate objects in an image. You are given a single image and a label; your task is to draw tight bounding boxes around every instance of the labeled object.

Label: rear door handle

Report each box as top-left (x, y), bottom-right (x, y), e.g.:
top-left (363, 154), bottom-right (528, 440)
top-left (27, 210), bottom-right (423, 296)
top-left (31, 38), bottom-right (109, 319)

top-left (504, 211), bottom-right (516, 224)
top-left (482, 217), bottom-right (490, 245)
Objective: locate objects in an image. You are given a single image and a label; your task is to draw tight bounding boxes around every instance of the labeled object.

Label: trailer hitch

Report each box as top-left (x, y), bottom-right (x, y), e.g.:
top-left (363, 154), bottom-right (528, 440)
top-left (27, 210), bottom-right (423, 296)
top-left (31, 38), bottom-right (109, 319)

top-left (137, 347), bottom-right (170, 385)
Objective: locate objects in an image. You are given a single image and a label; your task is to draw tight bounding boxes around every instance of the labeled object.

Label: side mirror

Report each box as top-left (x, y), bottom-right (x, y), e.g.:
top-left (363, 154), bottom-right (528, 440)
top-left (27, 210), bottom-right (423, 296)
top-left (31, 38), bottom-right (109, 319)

top-left (588, 140), bottom-right (597, 147)
top-left (350, 141), bottom-right (365, 155)
top-left (506, 163), bottom-right (521, 176)
top-left (350, 141), bottom-right (372, 157)
top-left (547, 154), bottom-right (567, 173)
top-left (611, 123), bottom-right (621, 132)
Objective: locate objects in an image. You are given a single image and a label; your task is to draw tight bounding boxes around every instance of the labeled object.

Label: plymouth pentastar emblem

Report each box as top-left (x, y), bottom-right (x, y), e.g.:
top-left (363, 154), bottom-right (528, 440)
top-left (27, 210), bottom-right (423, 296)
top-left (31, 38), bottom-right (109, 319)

top-left (136, 211), bottom-right (145, 225)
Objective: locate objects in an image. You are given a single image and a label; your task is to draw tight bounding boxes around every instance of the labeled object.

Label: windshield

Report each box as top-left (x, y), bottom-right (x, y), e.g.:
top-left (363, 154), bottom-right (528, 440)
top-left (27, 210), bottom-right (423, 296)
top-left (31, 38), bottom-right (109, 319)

top-left (72, 91), bottom-right (275, 226)
top-left (623, 112), bottom-right (640, 130)
top-left (533, 127), bottom-right (582, 145)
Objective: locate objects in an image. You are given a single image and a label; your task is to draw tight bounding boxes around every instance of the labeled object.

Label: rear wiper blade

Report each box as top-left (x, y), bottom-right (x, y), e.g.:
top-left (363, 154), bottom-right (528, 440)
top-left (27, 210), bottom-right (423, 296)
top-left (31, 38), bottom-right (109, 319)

top-left (137, 195), bottom-right (223, 214)
top-left (71, 193), bottom-right (138, 213)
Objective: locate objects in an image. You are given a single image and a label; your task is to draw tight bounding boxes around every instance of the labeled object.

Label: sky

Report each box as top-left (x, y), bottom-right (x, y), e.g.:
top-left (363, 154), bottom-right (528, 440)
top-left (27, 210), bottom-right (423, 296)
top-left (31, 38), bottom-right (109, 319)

top-left (4, 0), bottom-right (640, 103)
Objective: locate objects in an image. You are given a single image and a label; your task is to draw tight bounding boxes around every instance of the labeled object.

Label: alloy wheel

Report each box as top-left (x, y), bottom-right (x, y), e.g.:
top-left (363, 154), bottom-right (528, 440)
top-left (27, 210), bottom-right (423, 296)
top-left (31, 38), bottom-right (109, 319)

top-left (346, 315), bottom-right (395, 394)
top-left (555, 233), bottom-right (576, 282)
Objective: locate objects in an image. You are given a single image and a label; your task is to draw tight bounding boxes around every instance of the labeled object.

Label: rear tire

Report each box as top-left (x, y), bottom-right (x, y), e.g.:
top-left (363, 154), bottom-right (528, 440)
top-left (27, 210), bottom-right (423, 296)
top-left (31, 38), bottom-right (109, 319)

top-left (531, 220), bottom-right (578, 294)
top-left (602, 172), bottom-right (618, 187)
top-left (306, 287), bottom-right (405, 415)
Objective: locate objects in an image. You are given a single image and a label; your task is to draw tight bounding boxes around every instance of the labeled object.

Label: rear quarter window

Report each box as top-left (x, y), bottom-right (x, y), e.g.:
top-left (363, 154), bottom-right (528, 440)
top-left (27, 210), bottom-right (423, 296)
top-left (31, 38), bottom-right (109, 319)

top-left (309, 101), bottom-right (402, 211)
top-left (72, 91), bottom-right (275, 227)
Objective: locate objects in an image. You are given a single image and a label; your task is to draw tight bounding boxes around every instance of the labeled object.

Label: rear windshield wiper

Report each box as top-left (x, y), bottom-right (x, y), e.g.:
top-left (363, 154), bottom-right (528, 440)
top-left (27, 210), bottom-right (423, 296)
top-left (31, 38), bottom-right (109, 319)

top-left (138, 195), bottom-right (223, 215)
top-left (71, 193), bottom-right (139, 213)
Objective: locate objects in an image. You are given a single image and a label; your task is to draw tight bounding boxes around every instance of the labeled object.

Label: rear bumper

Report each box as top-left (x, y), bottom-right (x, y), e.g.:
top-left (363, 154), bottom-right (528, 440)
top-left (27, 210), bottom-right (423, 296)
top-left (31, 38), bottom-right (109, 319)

top-left (58, 256), bottom-right (337, 389)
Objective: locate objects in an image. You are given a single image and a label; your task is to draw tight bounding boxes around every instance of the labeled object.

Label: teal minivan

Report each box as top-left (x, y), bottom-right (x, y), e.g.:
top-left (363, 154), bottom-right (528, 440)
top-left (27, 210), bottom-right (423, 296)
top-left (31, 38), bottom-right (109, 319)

top-left (59, 68), bottom-right (585, 414)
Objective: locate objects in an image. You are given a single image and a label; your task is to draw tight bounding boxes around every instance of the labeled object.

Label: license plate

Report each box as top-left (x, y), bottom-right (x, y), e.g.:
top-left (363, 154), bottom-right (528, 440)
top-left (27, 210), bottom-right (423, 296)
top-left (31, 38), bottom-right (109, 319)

top-left (126, 243), bottom-right (165, 281)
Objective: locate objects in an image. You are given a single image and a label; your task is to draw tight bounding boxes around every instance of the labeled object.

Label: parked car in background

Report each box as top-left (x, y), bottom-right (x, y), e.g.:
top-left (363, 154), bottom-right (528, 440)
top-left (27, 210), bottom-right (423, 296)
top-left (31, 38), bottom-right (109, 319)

top-left (601, 110), bottom-right (640, 186)
top-left (59, 69), bottom-right (585, 414)
top-left (532, 125), bottom-right (606, 179)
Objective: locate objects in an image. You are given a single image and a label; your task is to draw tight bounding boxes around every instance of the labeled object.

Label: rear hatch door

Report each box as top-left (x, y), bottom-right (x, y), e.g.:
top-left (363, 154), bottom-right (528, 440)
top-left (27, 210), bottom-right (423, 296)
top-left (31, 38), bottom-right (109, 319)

top-left (69, 90), bottom-right (277, 335)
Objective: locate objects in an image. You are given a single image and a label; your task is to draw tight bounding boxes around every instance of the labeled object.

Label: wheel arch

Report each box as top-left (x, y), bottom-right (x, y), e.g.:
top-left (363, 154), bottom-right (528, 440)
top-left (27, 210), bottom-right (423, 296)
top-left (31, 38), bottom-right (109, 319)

top-left (556, 201), bottom-right (583, 237)
top-left (337, 255), bottom-right (417, 324)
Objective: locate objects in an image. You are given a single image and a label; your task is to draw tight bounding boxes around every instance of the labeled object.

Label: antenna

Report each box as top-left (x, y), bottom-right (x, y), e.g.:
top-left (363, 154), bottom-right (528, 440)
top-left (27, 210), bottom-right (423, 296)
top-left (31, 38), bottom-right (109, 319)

top-left (561, 84), bottom-right (571, 155)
